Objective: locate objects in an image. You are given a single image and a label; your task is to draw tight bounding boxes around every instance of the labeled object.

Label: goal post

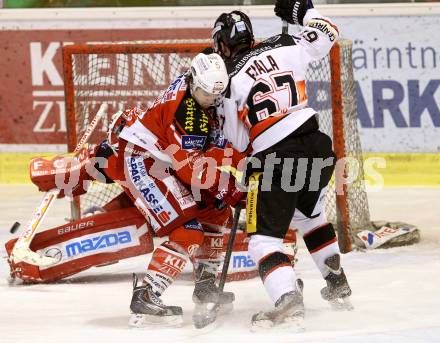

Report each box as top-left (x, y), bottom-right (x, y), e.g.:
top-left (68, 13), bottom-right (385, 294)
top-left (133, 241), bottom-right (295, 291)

top-left (62, 39), bottom-right (371, 253)
top-left (330, 40), bottom-right (366, 253)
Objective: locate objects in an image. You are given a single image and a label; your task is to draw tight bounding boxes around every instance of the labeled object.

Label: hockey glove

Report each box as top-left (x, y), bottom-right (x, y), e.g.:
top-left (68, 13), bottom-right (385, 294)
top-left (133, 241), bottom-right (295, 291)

top-left (274, 0), bottom-right (314, 26)
top-left (211, 173), bottom-right (246, 210)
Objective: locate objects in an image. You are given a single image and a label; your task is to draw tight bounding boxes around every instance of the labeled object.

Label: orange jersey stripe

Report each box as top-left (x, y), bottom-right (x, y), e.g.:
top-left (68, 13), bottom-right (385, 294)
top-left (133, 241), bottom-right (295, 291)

top-left (249, 113), bottom-right (289, 142)
top-left (295, 80), bottom-right (307, 103)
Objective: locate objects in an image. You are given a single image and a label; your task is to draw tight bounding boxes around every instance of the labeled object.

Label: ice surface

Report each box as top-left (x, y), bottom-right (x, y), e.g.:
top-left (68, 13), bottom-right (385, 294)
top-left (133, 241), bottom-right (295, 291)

top-left (1, 185), bottom-right (439, 343)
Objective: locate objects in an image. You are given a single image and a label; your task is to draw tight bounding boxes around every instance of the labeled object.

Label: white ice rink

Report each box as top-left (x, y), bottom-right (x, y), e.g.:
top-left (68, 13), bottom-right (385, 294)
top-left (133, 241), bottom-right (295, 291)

top-left (1, 185), bottom-right (439, 343)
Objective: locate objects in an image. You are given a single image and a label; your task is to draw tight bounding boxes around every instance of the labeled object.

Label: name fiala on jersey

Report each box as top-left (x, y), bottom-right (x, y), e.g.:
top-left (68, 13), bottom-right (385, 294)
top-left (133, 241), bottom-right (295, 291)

top-left (245, 55), bottom-right (280, 80)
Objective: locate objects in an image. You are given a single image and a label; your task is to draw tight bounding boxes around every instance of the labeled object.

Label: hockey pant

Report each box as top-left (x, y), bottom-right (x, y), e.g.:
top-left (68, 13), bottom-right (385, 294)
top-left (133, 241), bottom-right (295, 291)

top-left (246, 118), bottom-right (341, 303)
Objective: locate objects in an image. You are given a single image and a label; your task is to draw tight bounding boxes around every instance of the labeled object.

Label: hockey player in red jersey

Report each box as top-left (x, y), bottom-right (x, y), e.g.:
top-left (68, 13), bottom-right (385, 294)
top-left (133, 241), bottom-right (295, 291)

top-left (99, 52), bottom-right (245, 327)
top-left (212, 0), bottom-right (352, 329)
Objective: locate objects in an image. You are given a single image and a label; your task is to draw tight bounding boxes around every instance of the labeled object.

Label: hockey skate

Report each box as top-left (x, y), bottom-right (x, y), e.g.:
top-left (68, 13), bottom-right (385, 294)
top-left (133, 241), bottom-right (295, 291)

top-left (320, 255), bottom-right (353, 311)
top-left (128, 274), bottom-right (183, 327)
top-left (192, 264), bottom-right (235, 329)
top-left (251, 279), bottom-right (305, 332)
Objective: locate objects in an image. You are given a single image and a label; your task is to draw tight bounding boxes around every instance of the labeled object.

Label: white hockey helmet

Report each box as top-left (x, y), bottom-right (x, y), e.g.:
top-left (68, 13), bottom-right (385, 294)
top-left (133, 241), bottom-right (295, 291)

top-left (190, 53), bottom-right (228, 108)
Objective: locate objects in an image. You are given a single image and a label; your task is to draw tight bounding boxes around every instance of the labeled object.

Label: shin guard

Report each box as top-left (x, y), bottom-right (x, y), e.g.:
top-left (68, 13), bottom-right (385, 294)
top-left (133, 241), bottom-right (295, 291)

top-left (144, 243), bottom-right (188, 295)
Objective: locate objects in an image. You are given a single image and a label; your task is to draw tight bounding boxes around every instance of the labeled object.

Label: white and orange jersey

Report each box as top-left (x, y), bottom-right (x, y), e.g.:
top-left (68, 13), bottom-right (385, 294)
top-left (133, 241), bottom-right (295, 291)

top-left (218, 8), bottom-right (339, 154)
top-left (119, 73), bottom-right (242, 187)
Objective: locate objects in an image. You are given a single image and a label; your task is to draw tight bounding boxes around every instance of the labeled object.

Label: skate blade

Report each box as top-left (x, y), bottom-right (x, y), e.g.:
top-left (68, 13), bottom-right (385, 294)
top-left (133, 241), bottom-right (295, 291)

top-left (329, 297), bottom-right (354, 311)
top-left (192, 302), bottom-right (220, 329)
top-left (218, 302), bottom-right (233, 315)
top-left (128, 313), bottom-right (183, 328)
top-left (192, 300), bottom-right (234, 329)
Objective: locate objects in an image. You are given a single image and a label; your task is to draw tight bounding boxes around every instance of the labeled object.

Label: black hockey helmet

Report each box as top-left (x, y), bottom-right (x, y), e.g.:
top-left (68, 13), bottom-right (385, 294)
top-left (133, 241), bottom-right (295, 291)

top-left (212, 10), bottom-right (254, 59)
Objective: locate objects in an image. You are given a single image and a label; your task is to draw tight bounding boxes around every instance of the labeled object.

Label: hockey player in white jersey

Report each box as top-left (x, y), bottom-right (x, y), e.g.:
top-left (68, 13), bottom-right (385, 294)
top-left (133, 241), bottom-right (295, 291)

top-left (212, 0), bottom-right (352, 330)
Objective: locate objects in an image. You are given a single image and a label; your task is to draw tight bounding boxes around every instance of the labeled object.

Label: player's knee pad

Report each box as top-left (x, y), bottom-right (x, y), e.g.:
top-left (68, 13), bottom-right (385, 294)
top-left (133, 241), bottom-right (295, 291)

top-left (168, 220), bottom-right (205, 257)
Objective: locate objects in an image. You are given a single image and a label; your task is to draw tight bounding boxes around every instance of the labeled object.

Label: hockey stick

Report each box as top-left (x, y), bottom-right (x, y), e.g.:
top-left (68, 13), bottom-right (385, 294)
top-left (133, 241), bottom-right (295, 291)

top-left (10, 103), bottom-right (108, 267)
top-left (193, 204), bottom-right (243, 329)
top-left (282, 20), bottom-right (289, 34)
top-left (218, 204), bottom-right (242, 293)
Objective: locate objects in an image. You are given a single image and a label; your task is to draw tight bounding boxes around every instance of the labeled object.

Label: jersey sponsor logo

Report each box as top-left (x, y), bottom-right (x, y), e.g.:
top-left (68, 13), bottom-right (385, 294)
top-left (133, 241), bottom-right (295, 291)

top-left (210, 237), bottom-right (223, 249)
top-left (183, 219), bottom-right (203, 231)
top-left (229, 44), bottom-right (283, 78)
top-left (181, 135), bottom-right (207, 150)
top-left (177, 93), bottom-right (209, 135)
top-left (157, 211), bottom-right (171, 224)
top-left (126, 156), bottom-right (178, 226)
top-left (66, 231), bottom-right (132, 257)
top-left (185, 98), bottom-right (208, 134)
top-left (199, 111), bottom-right (209, 133)
top-left (158, 252), bottom-right (187, 277)
top-left (184, 97), bottom-right (197, 132)
top-left (307, 19), bottom-right (337, 42)
top-left (164, 254), bottom-right (186, 272)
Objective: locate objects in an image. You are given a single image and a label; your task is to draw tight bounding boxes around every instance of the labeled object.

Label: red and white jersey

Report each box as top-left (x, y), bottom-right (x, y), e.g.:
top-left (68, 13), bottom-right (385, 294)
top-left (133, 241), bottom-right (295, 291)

top-left (119, 73), bottom-right (236, 187)
top-left (218, 8), bottom-right (339, 154)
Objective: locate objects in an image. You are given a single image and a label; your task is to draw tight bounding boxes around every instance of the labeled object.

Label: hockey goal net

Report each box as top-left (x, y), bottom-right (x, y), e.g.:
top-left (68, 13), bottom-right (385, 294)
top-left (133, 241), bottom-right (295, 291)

top-left (62, 39), bottom-right (370, 253)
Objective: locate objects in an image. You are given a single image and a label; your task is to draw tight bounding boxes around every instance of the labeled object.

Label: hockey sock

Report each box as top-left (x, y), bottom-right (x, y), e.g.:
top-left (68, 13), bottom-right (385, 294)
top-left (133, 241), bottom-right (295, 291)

top-left (144, 242), bottom-right (187, 295)
top-left (259, 251), bottom-right (297, 304)
top-left (194, 231), bottom-right (224, 274)
top-left (303, 223), bottom-right (340, 277)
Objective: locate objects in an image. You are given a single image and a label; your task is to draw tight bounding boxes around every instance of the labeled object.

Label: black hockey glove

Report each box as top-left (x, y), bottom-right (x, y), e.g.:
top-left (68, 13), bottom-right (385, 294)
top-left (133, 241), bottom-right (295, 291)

top-left (274, 0), bottom-right (314, 26)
